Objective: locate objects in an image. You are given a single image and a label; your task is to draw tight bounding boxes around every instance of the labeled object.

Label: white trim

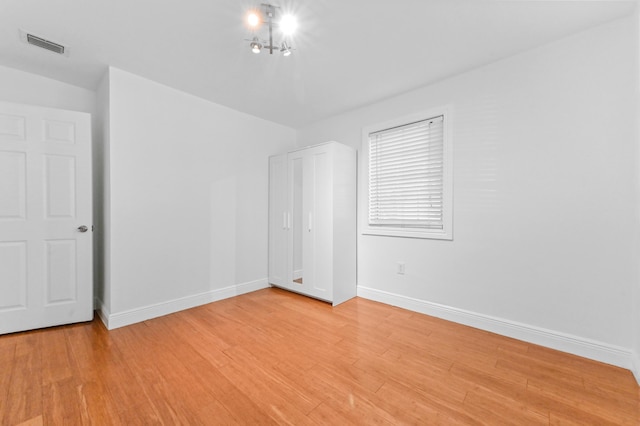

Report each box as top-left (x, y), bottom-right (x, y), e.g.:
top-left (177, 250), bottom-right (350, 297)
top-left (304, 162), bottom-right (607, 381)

top-left (357, 285), bottom-right (633, 370)
top-left (95, 298), bottom-right (110, 329)
top-left (96, 278), bottom-right (269, 330)
top-left (632, 352), bottom-right (640, 385)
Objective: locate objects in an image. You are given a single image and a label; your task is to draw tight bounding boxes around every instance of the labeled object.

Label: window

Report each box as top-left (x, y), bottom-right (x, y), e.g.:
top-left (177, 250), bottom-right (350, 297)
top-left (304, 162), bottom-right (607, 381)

top-left (362, 108), bottom-right (452, 239)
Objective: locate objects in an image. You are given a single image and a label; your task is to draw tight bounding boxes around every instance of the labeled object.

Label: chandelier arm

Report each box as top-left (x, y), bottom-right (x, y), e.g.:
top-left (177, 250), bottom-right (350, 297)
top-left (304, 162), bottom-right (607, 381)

top-left (268, 8), bottom-right (274, 54)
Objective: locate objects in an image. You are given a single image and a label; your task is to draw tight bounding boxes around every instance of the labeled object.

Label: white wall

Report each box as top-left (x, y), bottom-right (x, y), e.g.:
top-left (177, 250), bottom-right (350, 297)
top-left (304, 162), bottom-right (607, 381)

top-left (298, 16), bottom-right (639, 368)
top-left (99, 67), bottom-right (296, 327)
top-left (95, 72), bottom-right (110, 314)
top-left (0, 65), bottom-right (95, 113)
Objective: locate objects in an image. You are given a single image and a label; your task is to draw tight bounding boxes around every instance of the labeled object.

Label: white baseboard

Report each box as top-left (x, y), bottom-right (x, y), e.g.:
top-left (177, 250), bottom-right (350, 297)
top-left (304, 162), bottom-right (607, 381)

top-left (95, 298), bottom-right (110, 327)
top-left (96, 278), bottom-right (269, 330)
top-left (357, 285), bottom-right (633, 370)
top-left (632, 352), bottom-right (640, 385)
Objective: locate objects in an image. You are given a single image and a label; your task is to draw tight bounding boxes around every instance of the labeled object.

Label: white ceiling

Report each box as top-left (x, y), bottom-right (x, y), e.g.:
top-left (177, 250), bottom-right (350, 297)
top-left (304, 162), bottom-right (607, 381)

top-left (0, 0), bottom-right (636, 128)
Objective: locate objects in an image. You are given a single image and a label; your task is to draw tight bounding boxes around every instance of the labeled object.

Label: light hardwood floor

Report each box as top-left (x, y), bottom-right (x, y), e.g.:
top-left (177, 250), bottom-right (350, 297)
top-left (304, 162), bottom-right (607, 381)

top-left (1, 287), bottom-right (638, 425)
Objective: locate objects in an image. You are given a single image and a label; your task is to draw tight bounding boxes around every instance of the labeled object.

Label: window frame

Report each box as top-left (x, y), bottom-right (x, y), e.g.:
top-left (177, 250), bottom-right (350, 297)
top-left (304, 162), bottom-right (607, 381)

top-left (361, 106), bottom-right (453, 240)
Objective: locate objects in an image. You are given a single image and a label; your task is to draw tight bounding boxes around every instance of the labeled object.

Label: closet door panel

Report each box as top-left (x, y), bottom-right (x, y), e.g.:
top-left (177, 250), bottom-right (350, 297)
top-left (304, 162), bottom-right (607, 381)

top-left (309, 150), bottom-right (332, 301)
top-left (300, 154), bottom-right (315, 295)
top-left (288, 152), bottom-right (306, 293)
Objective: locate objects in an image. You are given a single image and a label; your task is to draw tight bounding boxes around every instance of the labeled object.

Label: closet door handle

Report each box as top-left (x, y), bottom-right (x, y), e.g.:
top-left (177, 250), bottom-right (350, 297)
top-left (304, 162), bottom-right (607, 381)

top-left (283, 212), bottom-right (287, 230)
top-left (308, 212), bottom-right (312, 232)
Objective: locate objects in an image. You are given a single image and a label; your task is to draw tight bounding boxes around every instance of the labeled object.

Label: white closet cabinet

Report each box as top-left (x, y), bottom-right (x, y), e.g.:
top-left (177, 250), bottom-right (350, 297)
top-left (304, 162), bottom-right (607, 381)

top-left (268, 141), bottom-right (356, 305)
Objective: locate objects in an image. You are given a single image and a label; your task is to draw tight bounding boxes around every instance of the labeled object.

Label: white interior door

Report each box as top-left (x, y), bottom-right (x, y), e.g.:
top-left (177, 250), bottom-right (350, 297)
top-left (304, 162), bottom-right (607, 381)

top-left (0, 101), bottom-right (92, 334)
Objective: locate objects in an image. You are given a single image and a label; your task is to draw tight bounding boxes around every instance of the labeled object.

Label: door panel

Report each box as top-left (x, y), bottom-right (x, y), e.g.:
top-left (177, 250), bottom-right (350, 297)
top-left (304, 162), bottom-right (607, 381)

top-left (0, 101), bottom-right (92, 335)
top-left (44, 154), bottom-right (76, 218)
top-left (291, 156), bottom-right (304, 288)
top-left (301, 154), bottom-right (315, 294)
top-left (0, 151), bottom-right (26, 219)
top-left (310, 151), bottom-right (332, 300)
top-left (0, 113), bottom-right (26, 140)
top-left (287, 152), bottom-right (305, 292)
top-left (0, 241), bottom-right (27, 310)
top-left (44, 239), bottom-right (77, 304)
top-left (43, 119), bottom-right (76, 144)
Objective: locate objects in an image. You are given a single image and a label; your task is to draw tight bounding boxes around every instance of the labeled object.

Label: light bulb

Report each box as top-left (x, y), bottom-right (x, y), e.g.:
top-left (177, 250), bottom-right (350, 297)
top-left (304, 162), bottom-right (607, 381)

top-left (247, 11), bottom-right (260, 27)
top-left (250, 38), bottom-right (262, 54)
top-left (281, 42), bottom-right (292, 57)
top-left (280, 14), bottom-right (297, 35)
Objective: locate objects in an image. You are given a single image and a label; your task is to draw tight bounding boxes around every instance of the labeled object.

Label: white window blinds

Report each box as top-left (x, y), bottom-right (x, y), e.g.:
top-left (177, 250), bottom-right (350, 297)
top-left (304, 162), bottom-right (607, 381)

top-left (368, 115), bottom-right (444, 229)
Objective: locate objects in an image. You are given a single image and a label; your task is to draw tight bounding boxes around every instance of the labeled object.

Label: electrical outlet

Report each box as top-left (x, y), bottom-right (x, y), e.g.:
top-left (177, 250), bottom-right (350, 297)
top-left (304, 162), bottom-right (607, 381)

top-left (397, 262), bottom-right (405, 275)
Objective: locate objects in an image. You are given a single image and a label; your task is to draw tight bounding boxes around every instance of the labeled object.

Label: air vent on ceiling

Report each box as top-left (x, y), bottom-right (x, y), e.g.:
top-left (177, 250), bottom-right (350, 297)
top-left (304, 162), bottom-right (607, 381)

top-left (19, 30), bottom-right (69, 56)
top-left (27, 34), bottom-right (65, 54)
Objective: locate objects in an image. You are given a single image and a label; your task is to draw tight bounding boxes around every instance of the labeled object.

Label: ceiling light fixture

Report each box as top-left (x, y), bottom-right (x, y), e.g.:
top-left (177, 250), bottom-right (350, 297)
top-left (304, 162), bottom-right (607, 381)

top-left (250, 37), bottom-right (262, 54)
top-left (279, 14), bottom-right (297, 36)
top-left (245, 3), bottom-right (296, 56)
top-left (247, 11), bottom-right (261, 28)
top-left (280, 42), bottom-right (292, 57)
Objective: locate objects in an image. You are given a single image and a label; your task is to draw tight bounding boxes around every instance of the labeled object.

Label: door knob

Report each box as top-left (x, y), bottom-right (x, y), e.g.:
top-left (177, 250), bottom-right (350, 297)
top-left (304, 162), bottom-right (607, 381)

top-left (78, 225), bottom-right (89, 233)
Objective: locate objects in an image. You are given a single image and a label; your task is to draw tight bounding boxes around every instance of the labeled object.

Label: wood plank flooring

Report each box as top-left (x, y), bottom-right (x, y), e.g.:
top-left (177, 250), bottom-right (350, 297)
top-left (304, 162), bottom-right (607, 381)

top-left (1, 287), bottom-right (639, 425)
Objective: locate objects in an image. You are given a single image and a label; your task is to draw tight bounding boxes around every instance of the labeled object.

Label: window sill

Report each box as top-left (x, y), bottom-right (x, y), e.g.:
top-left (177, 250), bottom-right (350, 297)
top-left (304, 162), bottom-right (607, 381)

top-left (362, 227), bottom-right (452, 240)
